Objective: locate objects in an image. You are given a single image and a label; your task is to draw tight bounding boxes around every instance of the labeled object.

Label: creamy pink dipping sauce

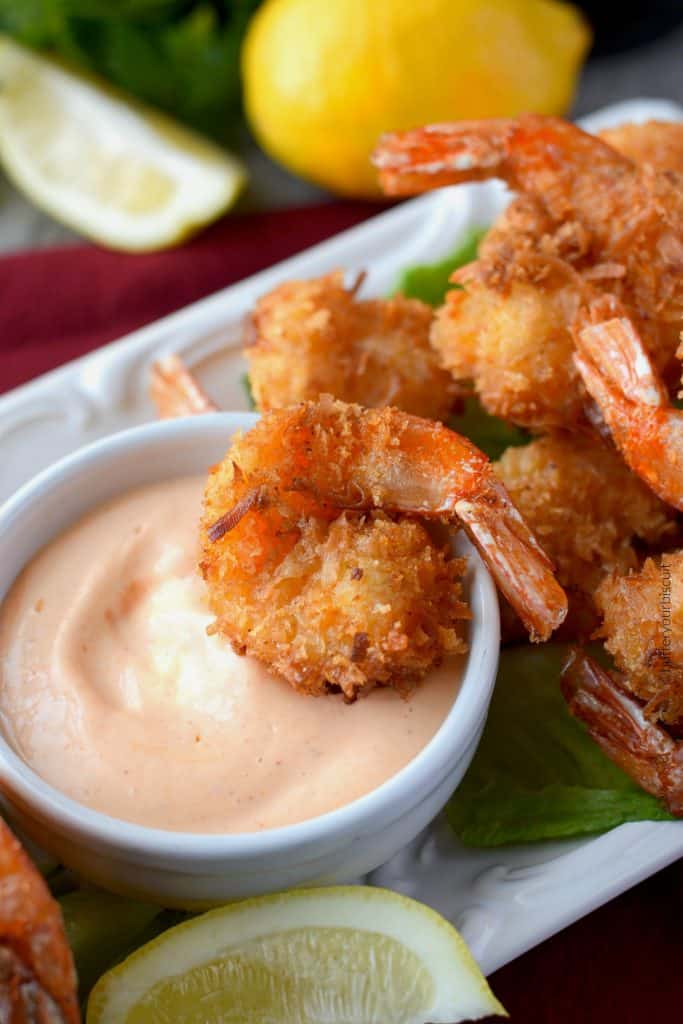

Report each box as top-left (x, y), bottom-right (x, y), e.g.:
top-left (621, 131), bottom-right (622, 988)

top-left (0, 476), bottom-right (463, 833)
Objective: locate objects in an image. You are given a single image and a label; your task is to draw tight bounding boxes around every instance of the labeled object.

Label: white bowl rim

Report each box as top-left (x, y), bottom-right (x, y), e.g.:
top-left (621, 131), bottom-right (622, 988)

top-left (0, 413), bottom-right (500, 862)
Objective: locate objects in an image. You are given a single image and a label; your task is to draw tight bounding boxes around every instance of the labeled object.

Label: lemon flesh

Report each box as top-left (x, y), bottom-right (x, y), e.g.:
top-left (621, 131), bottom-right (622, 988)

top-left (87, 887), bottom-right (506, 1023)
top-left (0, 36), bottom-right (246, 251)
top-left (243, 0), bottom-right (590, 197)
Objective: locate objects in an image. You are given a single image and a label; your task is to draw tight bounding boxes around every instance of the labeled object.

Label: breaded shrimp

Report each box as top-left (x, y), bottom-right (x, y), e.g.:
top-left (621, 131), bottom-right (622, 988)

top-left (206, 501), bottom-right (469, 701)
top-left (374, 115), bottom-right (682, 272)
top-left (0, 818), bottom-right (79, 1022)
top-left (594, 553), bottom-right (683, 726)
top-left (561, 327), bottom-right (683, 810)
top-left (495, 433), bottom-right (675, 633)
top-left (200, 397), bottom-right (567, 699)
top-left (432, 265), bottom-right (584, 429)
top-left (599, 120), bottom-right (683, 173)
top-left (244, 272), bottom-right (458, 418)
top-left (374, 115), bottom-right (683, 430)
top-left (562, 649), bottom-right (683, 816)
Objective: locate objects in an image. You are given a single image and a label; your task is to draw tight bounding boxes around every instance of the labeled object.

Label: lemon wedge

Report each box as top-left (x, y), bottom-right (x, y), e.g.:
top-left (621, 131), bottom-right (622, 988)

top-left (87, 886), bottom-right (506, 1023)
top-left (0, 36), bottom-right (246, 251)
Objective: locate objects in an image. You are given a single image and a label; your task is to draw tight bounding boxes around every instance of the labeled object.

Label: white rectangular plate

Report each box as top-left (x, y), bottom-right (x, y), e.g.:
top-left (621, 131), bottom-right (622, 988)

top-left (1, 98), bottom-right (682, 974)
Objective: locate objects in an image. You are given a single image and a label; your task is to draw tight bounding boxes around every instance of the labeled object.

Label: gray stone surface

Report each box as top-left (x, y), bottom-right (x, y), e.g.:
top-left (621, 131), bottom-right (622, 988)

top-left (574, 21), bottom-right (682, 116)
top-left (0, 24), bottom-right (680, 254)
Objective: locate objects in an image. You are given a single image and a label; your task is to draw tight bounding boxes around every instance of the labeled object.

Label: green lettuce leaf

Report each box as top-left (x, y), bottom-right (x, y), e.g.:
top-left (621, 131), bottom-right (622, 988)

top-left (447, 644), bottom-right (674, 847)
top-left (392, 226), bottom-right (486, 307)
top-left (60, 889), bottom-right (164, 999)
top-left (60, 888), bottom-right (190, 1003)
top-left (241, 370), bottom-right (255, 410)
top-left (447, 397), bottom-right (530, 461)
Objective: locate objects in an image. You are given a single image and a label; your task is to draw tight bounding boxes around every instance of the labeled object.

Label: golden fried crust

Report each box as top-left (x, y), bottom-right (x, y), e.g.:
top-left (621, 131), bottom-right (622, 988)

top-left (432, 276), bottom-right (585, 429)
top-left (428, 120), bottom-right (683, 432)
top-left (599, 121), bottom-right (683, 173)
top-left (246, 271), bottom-right (458, 420)
top-left (0, 818), bottom-right (79, 1023)
top-left (201, 454), bottom-right (468, 701)
top-left (596, 553), bottom-right (683, 725)
top-left (495, 434), bottom-right (675, 635)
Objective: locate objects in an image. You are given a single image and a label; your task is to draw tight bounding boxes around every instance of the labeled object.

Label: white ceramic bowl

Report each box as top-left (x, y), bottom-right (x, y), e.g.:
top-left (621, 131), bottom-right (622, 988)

top-left (0, 413), bottom-right (500, 906)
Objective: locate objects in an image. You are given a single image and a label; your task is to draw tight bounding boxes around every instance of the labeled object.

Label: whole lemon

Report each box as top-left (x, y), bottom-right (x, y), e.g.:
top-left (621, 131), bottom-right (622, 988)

top-left (242, 0), bottom-right (591, 197)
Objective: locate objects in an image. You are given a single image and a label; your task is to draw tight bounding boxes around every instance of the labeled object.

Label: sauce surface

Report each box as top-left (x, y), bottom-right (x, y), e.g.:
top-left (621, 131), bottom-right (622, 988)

top-left (0, 477), bottom-right (462, 832)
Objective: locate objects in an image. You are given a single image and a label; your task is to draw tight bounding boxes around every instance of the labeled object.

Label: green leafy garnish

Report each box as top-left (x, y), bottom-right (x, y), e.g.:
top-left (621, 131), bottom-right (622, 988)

top-left (448, 397), bottom-right (530, 461)
top-left (447, 644), bottom-right (674, 847)
top-left (60, 888), bottom-right (191, 1004)
top-left (60, 889), bottom-right (164, 999)
top-left (0, 1), bottom-right (261, 142)
top-left (393, 227), bottom-right (486, 307)
top-left (241, 370), bottom-right (255, 410)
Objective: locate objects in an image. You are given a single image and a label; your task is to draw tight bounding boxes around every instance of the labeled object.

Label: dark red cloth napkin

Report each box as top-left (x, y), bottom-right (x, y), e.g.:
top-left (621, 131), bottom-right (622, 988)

top-left (0, 201), bottom-right (385, 393)
top-left (1, 203), bottom-right (680, 1021)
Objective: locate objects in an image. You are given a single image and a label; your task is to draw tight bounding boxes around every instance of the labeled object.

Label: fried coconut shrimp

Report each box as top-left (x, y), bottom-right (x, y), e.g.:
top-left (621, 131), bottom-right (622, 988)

top-left (244, 272), bottom-right (458, 418)
top-left (374, 114), bottom-right (683, 430)
top-left (594, 553), bottom-right (683, 725)
top-left (201, 397), bottom-right (567, 699)
top-left (599, 120), bottom-right (683, 173)
top-left (0, 818), bottom-right (79, 1022)
top-left (560, 371), bottom-right (683, 814)
top-left (209, 504), bottom-right (469, 700)
top-left (496, 433), bottom-right (675, 634)
top-left (432, 267), bottom-right (585, 428)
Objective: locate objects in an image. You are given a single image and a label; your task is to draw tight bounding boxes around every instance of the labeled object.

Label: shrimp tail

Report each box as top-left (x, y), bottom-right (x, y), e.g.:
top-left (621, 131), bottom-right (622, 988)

top-left (578, 316), bottom-right (667, 406)
top-left (455, 477), bottom-right (566, 642)
top-left (373, 114), bottom-right (631, 203)
top-left (150, 354), bottom-right (217, 419)
top-left (574, 317), bottom-right (683, 511)
top-left (373, 119), bottom-right (514, 195)
top-left (561, 648), bottom-right (683, 816)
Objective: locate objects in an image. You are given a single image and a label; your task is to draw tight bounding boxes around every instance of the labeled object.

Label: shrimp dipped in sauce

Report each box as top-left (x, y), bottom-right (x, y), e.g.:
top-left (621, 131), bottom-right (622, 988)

top-left (373, 114), bottom-right (683, 431)
top-left (0, 818), bottom-right (79, 1022)
top-left (200, 397), bottom-right (567, 700)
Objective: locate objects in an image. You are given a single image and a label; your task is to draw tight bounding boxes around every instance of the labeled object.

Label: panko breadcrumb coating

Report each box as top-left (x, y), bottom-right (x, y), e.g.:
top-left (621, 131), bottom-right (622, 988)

top-left (432, 272), bottom-right (584, 429)
top-left (599, 120), bottom-right (683, 173)
top-left (202, 495), bottom-right (468, 702)
top-left (200, 398), bottom-right (571, 697)
top-left (376, 115), bottom-right (683, 432)
top-left (201, 403), bottom-right (471, 701)
top-left (495, 434), bottom-right (676, 633)
top-left (200, 397), bottom-right (567, 655)
top-left (595, 553), bottom-right (683, 725)
top-left (0, 819), bottom-right (79, 1023)
top-left (245, 271), bottom-right (457, 419)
